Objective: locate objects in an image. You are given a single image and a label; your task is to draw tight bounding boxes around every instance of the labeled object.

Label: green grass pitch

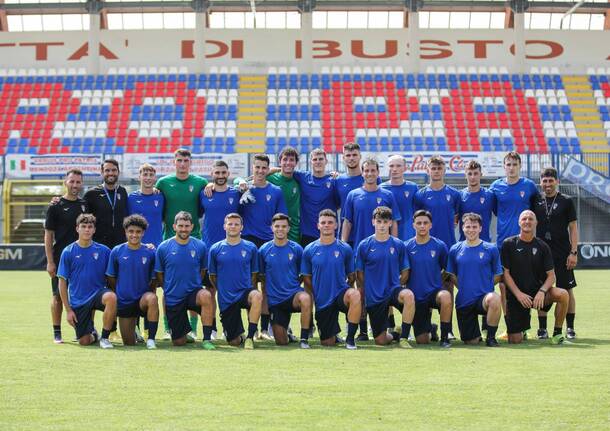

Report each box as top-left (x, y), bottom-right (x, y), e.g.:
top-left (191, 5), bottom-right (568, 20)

top-left (1, 270), bottom-right (609, 430)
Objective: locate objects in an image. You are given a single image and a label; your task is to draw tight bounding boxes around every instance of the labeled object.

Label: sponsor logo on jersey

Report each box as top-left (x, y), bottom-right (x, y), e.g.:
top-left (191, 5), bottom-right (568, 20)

top-left (122, 256), bottom-right (128, 260)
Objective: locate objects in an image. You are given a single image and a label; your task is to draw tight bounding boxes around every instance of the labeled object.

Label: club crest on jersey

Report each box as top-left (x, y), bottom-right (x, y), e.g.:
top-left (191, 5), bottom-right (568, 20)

top-left (241, 250), bottom-right (247, 258)
top-left (479, 252), bottom-right (484, 259)
top-left (117, 194), bottom-right (121, 200)
top-left (532, 248), bottom-right (538, 255)
top-left (93, 253), bottom-right (99, 260)
top-left (553, 203), bottom-right (558, 209)
top-left (190, 250), bottom-right (196, 258)
top-left (480, 197), bottom-right (485, 204)
top-left (189, 185), bottom-right (194, 193)
top-left (390, 247), bottom-right (395, 254)
top-left (229, 198), bottom-right (234, 205)
top-left (142, 257), bottom-right (148, 264)
top-left (376, 197), bottom-right (382, 205)
top-left (404, 191), bottom-right (410, 198)
top-left (154, 200), bottom-right (159, 207)
top-left (293, 187), bottom-right (297, 194)
top-left (288, 253), bottom-right (294, 261)
top-left (334, 251), bottom-right (340, 258)
top-left (326, 182), bottom-right (331, 189)
top-left (520, 191), bottom-right (525, 198)
top-left (266, 194), bottom-right (271, 202)
top-left (430, 250), bottom-right (436, 257)
top-left (81, 205), bottom-right (86, 212)
top-left (446, 194), bottom-right (451, 201)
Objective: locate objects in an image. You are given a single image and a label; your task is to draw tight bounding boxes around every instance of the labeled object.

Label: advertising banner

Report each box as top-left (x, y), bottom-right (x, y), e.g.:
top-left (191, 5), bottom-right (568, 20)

top-left (0, 244), bottom-right (46, 270)
top-left (5, 154), bottom-right (104, 179)
top-left (561, 157), bottom-right (610, 204)
top-left (578, 243), bottom-right (610, 269)
top-left (122, 153), bottom-right (249, 179)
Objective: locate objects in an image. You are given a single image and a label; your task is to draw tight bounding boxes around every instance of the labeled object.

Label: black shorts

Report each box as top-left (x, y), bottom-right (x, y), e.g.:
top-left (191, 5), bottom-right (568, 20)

top-left (554, 260), bottom-right (577, 290)
top-left (72, 288), bottom-right (112, 339)
top-left (456, 295), bottom-right (488, 342)
top-left (506, 292), bottom-right (553, 334)
top-left (220, 289), bottom-right (255, 341)
top-left (51, 276), bottom-right (59, 296)
top-left (165, 289), bottom-right (203, 341)
top-left (269, 292), bottom-right (303, 329)
top-left (367, 287), bottom-right (405, 338)
top-left (242, 235), bottom-right (266, 249)
top-left (117, 299), bottom-right (147, 319)
top-left (413, 290), bottom-right (442, 337)
top-left (315, 289), bottom-right (349, 341)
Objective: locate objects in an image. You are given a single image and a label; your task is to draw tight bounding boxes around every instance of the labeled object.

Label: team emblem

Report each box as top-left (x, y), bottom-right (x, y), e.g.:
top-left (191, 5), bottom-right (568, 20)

top-left (532, 248), bottom-right (538, 255)
top-left (480, 197), bottom-right (485, 204)
top-left (430, 250), bottom-right (436, 257)
top-left (190, 250), bottom-right (196, 258)
top-left (390, 247), bottom-right (395, 255)
top-left (334, 251), bottom-right (340, 258)
top-left (81, 205), bottom-right (86, 212)
top-left (553, 203), bottom-right (558, 209)
top-left (241, 250), bottom-right (247, 258)
top-left (229, 198), bottom-right (234, 205)
top-left (376, 197), bottom-right (382, 205)
top-left (189, 185), bottom-right (194, 193)
top-left (266, 194), bottom-right (271, 201)
top-left (93, 253), bottom-right (99, 260)
top-left (142, 257), bottom-right (148, 264)
top-left (479, 252), bottom-right (484, 259)
top-left (293, 187), bottom-right (297, 194)
top-left (154, 200), bottom-right (159, 207)
top-left (404, 191), bottom-right (410, 198)
top-left (520, 191), bottom-right (525, 198)
top-left (446, 194), bottom-right (451, 201)
top-left (288, 253), bottom-right (294, 261)
top-left (326, 182), bottom-right (331, 189)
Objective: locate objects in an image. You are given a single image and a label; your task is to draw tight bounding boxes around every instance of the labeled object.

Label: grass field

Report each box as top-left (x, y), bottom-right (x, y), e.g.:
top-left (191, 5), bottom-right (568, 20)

top-left (1, 270), bottom-right (610, 430)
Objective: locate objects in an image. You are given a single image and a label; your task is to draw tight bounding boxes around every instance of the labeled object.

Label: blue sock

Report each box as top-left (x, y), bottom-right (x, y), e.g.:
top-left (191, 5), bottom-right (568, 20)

top-left (260, 314), bottom-right (270, 332)
top-left (148, 321), bottom-right (158, 340)
top-left (401, 322), bottom-right (411, 339)
top-left (203, 325), bottom-right (213, 341)
top-left (247, 322), bottom-right (257, 339)
top-left (300, 328), bottom-right (309, 341)
top-left (440, 322), bottom-right (451, 342)
top-left (346, 322), bottom-right (358, 344)
top-left (101, 328), bottom-right (111, 340)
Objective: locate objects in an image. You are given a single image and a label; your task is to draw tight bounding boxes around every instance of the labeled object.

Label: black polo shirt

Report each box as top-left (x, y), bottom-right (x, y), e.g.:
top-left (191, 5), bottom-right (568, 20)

top-left (84, 184), bottom-right (128, 248)
top-left (501, 235), bottom-right (554, 295)
top-left (530, 192), bottom-right (577, 260)
top-left (44, 197), bottom-right (88, 264)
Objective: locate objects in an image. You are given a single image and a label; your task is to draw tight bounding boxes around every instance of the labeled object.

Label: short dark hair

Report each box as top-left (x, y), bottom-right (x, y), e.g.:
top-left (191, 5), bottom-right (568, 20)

top-left (413, 209), bottom-right (432, 222)
top-left (213, 160), bottom-right (229, 169)
top-left (504, 151), bottom-right (521, 164)
top-left (174, 148), bottom-right (192, 159)
top-left (373, 206), bottom-right (392, 220)
top-left (76, 213), bottom-right (96, 226)
top-left (224, 212), bottom-right (243, 224)
top-left (253, 154), bottom-right (270, 165)
top-left (174, 211), bottom-right (193, 224)
top-left (361, 157), bottom-right (379, 170)
top-left (427, 155), bottom-right (445, 166)
top-left (343, 142), bottom-right (360, 153)
top-left (461, 212), bottom-right (482, 226)
top-left (271, 213), bottom-right (290, 224)
top-left (465, 160), bottom-right (481, 171)
top-left (540, 167), bottom-right (558, 179)
top-left (123, 214), bottom-right (148, 231)
top-left (101, 159), bottom-right (119, 170)
top-left (318, 209), bottom-right (337, 221)
top-left (278, 146), bottom-right (299, 163)
top-left (66, 169), bottom-right (83, 177)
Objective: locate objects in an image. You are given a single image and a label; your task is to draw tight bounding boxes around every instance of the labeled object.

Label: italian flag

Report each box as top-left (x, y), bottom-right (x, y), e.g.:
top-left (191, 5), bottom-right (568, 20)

top-left (9, 159), bottom-right (27, 172)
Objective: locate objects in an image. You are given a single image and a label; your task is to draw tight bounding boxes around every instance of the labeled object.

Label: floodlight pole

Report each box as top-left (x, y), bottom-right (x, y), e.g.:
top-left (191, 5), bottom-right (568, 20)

top-left (193, 0), bottom-right (209, 73)
top-left (86, 0), bottom-right (103, 74)
top-left (405, 0), bottom-right (422, 74)
top-left (510, 0), bottom-right (528, 74)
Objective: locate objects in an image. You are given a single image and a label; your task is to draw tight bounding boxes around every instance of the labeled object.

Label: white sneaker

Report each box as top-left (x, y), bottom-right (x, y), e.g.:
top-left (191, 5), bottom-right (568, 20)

top-left (186, 331), bottom-right (197, 343)
top-left (135, 327), bottom-right (145, 343)
top-left (211, 330), bottom-right (218, 341)
top-left (346, 342), bottom-right (357, 350)
top-left (99, 338), bottom-right (113, 349)
top-left (448, 332), bottom-right (456, 341)
top-left (162, 330), bottom-right (172, 341)
top-left (146, 339), bottom-right (157, 350)
top-left (257, 330), bottom-right (274, 341)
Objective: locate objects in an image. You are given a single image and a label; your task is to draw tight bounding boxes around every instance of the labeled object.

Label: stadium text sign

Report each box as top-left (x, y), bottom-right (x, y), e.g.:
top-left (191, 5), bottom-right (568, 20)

top-left (122, 153), bottom-right (248, 179)
top-left (562, 157), bottom-right (610, 205)
top-left (578, 243), bottom-right (610, 269)
top-left (0, 245), bottom-right (46, 270)
top-left (5, 154), bottom-right (104, 179)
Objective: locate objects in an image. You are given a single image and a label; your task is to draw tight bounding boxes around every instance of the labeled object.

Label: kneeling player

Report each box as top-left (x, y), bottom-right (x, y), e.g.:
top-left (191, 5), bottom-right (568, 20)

top-left (301, 209), bottom-right (361, 350)
top-left (356, 206), bottom-right (414, 347)
top-left (501, 210), bottom-right (570, 344)
top-left (57, 214), bottom-right (116, 348)
top-left (209, 213), bottom-right (262, 349)
top-left (259, 213), bottom-right (312, 348)
top-left (106, 215), bottom-right (159, 349)
top-left (405, 210), bottom-right (453, 348)
top-left (155, 211), bottom-right (216, 349)
top-left (447, 213), bottom-right (503, 347)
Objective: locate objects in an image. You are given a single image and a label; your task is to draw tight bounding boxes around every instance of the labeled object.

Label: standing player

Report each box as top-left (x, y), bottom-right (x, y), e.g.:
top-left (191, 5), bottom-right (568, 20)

top-left (458, 160), bottom-right (495, 243)
top-left (267, 147), bottom-right (302, 243)
top-left (127, 163), bottom-right (164, 247)
top-left (531, 167), bottom-right (579, 339)
top-left (259, 213), bottom-right (312, 348)
top-left (57, 214), bottom-right (116, 348)
top-left (44, 169), bottom-right (88, 344)
top-left (501, 210), bottom-right (570, 344)
top-left (335, 143), bottom-right (364, 240)
top-left (156, 148), bottom-right (208, 338)
top-left (208, 213), bottom-right (262, 349)
top-left (446, 213), bottom-right (503, 347)
top-left (355, 207), bottom-right (415, 347)
top-left (380, 155), bottom-right (419, 241)
top-left (405, 210), bottom-right (453, 347)
top-left (154, 211), bottom-right (216, 349)
top-left (106, 215), bottom-right (159, 349)
top-left (301, 209), bottom-right (361, 350)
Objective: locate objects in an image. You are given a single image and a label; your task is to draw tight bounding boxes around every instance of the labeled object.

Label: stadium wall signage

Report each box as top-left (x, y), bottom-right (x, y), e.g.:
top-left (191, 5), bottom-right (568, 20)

top-left (0, 245), bottom-right (45, 270)
top-left (578, 244), bottom-right (610, 269)
top-left (0, 30), bottom-right (607, 70)
top-left (122, 153), bottom-right (248, 179)
top-left (561, 157), bottom-right (610, 205)
top-left (5, 154), bottom-right (104, 179)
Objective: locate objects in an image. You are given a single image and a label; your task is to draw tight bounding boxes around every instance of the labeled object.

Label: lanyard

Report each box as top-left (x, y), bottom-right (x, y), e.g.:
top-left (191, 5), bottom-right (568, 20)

top-left (103, 185), bottom-right (118, 227)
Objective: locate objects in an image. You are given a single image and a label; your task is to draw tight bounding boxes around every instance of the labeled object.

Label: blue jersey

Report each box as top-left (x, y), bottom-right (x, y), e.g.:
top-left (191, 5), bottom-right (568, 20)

top-left (154, 237), bottom-right (207, 306)
top-left (414, 185), bottom-right (460, 249)
top-left (335, 174), bottom-right (364, 241)
top-left (241, 183), bottom-right (287, 241)
top-left (127, 191), bottom-right (164, 247)
top-left (446, 241), bottom-right (502, 309)
top-left (489, 177), bottom-right (537, 246)
top-left (57, 241), bottom-right (111, 308)
top-left (381, 181), bottom-right (419, 240)
top-left (458, 187), bottom-right (496, 243)
top-left (301, 239), bottom-right (354, 310)
top-left (404, 236), bottom-right (448, 302)
top-left (200, 187), bottom-right (241, 247)
top-left (293, 171), bottom-right (338, 238)
top-left (106, 243), bottom-right (156, 306)
top-left (355, 235), bottom-right (409, 306)
top-left (208, 239), bottom-right (258, 312)
top-left (259, 240), bottom-right (304, 306)
top-left (343, 187), bottom-right (400, 247)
